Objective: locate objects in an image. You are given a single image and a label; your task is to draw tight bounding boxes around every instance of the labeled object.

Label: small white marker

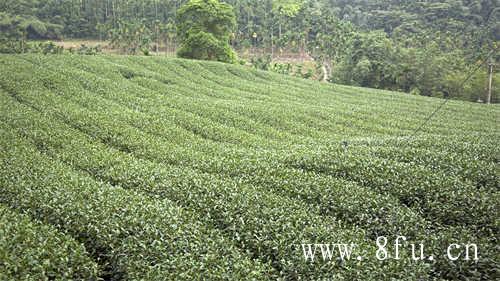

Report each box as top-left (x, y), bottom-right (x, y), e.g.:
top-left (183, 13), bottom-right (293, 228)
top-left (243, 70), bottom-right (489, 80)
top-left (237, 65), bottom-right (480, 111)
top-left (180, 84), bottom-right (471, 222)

top-left (357, 256), bottom-right (363, 261)
top-left (428, 256), bottom-right (434, 261)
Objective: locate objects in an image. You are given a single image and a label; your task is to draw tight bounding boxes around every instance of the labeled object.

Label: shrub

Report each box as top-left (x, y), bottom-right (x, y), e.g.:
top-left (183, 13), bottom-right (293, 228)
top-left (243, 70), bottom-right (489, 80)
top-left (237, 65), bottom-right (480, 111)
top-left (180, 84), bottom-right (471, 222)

top-left (0, 204), bottom-right (99, 280)
top-left (0, 54), bottom-right (497, 280)
top-left (176, 0), bottom-right (237, 63)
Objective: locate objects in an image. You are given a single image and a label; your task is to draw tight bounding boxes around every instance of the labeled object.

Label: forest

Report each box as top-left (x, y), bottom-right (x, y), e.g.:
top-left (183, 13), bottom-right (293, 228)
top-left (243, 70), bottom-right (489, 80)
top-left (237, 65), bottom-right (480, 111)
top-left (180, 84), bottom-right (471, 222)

top-left (1, 0), bottom-right (499, 102)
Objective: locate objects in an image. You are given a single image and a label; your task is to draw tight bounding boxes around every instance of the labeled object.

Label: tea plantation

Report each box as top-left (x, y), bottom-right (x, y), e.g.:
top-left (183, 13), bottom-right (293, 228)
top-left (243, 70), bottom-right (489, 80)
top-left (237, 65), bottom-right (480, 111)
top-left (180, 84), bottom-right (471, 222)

top-left (0, 54), bottom-right (498, 280)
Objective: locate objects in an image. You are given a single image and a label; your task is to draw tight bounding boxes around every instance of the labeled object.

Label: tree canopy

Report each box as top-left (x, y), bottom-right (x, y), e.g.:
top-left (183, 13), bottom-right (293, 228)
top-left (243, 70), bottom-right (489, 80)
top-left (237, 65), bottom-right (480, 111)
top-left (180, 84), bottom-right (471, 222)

top-left (176, 0), bottom-right (237, 63)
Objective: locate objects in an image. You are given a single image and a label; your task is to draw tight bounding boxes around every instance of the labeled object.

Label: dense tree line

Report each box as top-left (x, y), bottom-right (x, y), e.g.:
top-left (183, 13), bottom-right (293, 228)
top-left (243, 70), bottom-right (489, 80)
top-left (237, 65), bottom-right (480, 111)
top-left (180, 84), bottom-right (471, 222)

top-left (1, 1), bottom-right (497, 53)
top-left (1, 0), bottom-right (498, 101)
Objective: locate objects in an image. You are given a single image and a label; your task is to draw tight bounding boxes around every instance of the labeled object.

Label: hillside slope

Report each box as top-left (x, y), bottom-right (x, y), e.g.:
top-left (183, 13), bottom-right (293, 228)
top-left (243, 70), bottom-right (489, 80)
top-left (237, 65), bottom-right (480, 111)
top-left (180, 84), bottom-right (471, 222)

top-left (0, 54), bottom-right (498, 280)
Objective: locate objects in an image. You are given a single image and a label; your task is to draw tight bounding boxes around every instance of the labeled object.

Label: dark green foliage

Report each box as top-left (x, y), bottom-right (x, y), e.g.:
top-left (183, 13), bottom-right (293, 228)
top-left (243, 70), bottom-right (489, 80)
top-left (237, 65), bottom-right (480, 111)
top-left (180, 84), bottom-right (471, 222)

top-left (0, 128), bottom-right (272, 280)
top-left (176, 0), bottom-right (237, 63)
top-left (332, 31), bottom-right (498, 101)
top-left (177, 31), bottom-right (237, 62)
top-left (0, 204), bottom-right (99, 280)
top-left (0, 11), bottom-right (63, 40)
top-left (0, 54), bottom-right (498, 280)
top-left (0, 55), bottom-right (425, 280)
top-left (0, 40), bottom-right (63, 54)
top-left (250, 54), bottom-right (272, 70)
top-left (69, 44), bottom-right (102, 55)
top-left (108, 20), bottom-right (152, 55)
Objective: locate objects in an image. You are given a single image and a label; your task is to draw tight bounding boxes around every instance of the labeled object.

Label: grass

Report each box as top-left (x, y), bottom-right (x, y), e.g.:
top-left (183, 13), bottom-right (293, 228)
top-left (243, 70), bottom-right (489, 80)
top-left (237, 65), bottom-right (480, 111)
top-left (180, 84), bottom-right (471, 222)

top-left (0, 54), bottom-right (498, 280)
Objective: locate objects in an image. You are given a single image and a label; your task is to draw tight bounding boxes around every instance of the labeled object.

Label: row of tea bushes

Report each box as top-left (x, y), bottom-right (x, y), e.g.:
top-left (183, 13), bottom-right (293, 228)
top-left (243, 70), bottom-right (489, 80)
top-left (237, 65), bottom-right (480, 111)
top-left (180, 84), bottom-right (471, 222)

top-left (1, 58), bottom-right (495, 279)
top-left (0, 204), bottom-right (98, 280)
top-left (1, 79), bottom-right (491, 280)
top-left (0, 127), bottom-right (272, 280)
top-left (0, 54), bottom-right (498, 280)
top-left (285, 146), bottom-right (498, 236)
top-left (0, 90), bottom-right (430, 280)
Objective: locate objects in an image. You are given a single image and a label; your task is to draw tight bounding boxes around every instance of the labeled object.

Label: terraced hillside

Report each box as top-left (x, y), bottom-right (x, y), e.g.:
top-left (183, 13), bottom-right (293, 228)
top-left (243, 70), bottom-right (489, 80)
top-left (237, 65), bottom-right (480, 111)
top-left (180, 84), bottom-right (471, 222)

top-left (0, 54), bottom-right (498, 280)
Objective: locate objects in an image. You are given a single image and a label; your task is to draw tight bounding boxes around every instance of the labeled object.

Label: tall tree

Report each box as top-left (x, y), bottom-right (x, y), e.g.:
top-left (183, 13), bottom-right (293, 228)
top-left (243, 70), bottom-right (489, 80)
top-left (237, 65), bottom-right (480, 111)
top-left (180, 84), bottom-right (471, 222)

top-left (176, 0), bottom-right (237, 63)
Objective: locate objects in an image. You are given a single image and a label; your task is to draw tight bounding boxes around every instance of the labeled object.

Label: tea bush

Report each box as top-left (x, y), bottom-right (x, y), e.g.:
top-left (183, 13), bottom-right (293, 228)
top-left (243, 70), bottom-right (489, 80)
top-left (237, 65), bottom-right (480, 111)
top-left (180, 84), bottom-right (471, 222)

top-left (0, 54), bottom-right (498, 280)
top-left (0, 204), bottom-right (98, 280)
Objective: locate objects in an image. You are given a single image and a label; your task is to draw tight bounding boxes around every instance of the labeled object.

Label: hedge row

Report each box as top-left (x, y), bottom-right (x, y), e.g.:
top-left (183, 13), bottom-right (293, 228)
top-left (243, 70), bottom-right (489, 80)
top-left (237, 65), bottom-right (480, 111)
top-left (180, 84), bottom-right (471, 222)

top-left (0, 54), bottom-right (498, 280)
top-left (36, 78), bottom-right (495, 238)
top-left (15, 54), bottom-right (497, 146)
top-left (0, 128), bottom-right (272, 280)
top-left (0, 83), bottom-right (430, 279)
top-left (0, 69), bottom-right (491, 281)
top-left (0, 204), bottom-right (99, 280)
top-left (52, 58), bottom-right (499, 199)
top-left (360, 140), bottom-right (498, 190)
top-left (193, 59), bottom-right (490, 136)
top-left (285, 146), bottom-right (498, 236)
